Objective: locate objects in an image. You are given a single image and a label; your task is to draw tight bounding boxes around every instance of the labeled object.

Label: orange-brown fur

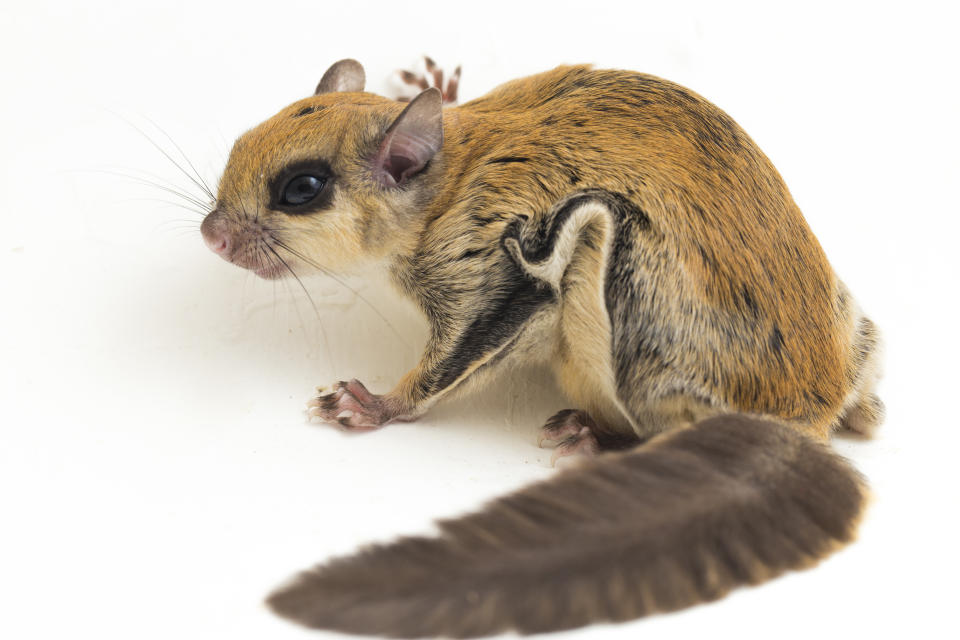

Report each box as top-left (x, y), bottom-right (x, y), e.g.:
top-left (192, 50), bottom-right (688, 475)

top-left (203, 61), bottom-right (883, 636)
top-left (214, 64), bottom-right (880, 438)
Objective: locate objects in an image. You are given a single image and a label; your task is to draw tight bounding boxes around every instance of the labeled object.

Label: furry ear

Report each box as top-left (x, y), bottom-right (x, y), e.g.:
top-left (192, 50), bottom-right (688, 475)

top-left (374, 88), bottom-right (443, 187)
top-left (315, 59), bottom-right (365, 94)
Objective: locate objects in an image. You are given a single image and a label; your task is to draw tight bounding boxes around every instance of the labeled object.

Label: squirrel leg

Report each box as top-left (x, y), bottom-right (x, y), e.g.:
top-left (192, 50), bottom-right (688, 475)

top-left (393, 55), bottom-right (461, 105)
top-left (309, 283), bottom-right (553, 431)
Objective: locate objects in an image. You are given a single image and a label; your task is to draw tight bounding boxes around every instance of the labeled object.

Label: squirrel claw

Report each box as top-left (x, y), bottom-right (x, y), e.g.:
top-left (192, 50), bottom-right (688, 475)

top-left (394, 56), bottom-right (461, 105)
top-left (550, 434), bottom-right (601, 467)
top-left (307, 379), bottom-right (393, 432)
top-left (539, 410), bottom-right (602, 466)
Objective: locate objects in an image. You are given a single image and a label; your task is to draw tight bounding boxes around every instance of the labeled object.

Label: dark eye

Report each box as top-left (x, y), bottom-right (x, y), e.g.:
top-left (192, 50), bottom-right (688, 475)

top-left (281, 174), bottom-right (326, 205)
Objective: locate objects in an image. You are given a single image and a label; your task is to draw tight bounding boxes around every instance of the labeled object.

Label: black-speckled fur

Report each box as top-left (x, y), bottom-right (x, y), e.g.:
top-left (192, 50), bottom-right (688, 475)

top-left (209, 62), bottom-right (882, 638)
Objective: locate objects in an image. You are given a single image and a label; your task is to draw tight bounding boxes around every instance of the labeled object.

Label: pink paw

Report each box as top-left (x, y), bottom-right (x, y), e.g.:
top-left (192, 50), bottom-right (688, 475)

top-left (308, 379), bottom-right (396, 432)
top-left (394, 55), bottom-right (461, 105)
top-left (538, 409), bottom-right (601, 466)
top-left (538, 409), bottom-right (639, 466)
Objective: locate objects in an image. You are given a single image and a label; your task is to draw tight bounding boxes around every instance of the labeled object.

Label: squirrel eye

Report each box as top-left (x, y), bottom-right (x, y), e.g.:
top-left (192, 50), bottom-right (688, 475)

top-left (281, 174), bottom-right (326, 206)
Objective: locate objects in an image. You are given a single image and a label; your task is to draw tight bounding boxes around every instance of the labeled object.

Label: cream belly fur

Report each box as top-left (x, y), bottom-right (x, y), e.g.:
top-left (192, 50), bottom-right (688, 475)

top-left (506, 199), bottom-right (638, 438)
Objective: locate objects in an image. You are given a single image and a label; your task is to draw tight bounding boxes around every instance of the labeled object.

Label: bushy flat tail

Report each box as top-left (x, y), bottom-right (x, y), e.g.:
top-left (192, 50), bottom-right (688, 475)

top-left (267, 414), bottom-right (866, 637)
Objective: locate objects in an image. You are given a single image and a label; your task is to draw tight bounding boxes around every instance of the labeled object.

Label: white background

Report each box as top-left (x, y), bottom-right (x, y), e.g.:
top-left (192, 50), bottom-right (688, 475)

top-left (2, 1), bottom-right (958, 638)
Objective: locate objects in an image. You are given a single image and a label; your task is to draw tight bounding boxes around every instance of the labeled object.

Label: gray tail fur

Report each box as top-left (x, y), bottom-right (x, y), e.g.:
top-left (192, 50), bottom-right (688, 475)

top-left (266, 414), bottom-right (866, 637)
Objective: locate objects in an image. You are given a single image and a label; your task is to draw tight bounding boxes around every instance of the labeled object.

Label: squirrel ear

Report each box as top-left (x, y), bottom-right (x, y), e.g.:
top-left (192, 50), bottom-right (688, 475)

top-left (375, 88), bottom-right (443, 187)
top-left (315, 59), bottom-right (365, 94)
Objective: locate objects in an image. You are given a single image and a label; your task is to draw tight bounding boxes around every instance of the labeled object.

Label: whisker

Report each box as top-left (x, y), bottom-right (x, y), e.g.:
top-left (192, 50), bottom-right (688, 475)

top-left (120, 165), bottom-right (214, 206)
top-left (262, 240), bottom-right (335, 371)
top-left (271, 238), bottom-right (412, 351)
top-left (119, 196), bottom-right (209, 217)
top-left (168, 228), bottom-right (207, 239)
top-left (236, 196), bottom-right (336, 373)
top-left (270, 251), bottom-right (322, 373)
top-left (153, 218), bottom-right (203, 230)
top-left (143, 115), bottom-right (216, 200)
top-left (82, 168), bottom-right (212, 213)
top-left (112, 111), bottom-right (216, 203)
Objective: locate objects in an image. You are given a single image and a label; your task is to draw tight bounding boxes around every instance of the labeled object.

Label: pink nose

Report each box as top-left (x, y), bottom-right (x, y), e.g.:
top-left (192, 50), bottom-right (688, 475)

top-left (200, 211), bottom-right (232, 258)
top-left (203, 230), bottom-right (229, 255)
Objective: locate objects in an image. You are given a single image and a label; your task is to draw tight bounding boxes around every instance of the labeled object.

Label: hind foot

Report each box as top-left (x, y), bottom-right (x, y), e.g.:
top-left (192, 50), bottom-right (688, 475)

top-left (393, 55), bottom-right (461, 105)
top-left (538, 410), bottom-right (605, 466)
top-left (539, 409), bottom-right (642, 465)
top-left (839, 393), bottom-right (885, 437)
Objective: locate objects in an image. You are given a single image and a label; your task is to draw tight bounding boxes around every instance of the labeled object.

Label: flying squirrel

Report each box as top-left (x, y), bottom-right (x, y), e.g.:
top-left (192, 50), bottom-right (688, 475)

top-left (200, 58), bottom-right (884, 637)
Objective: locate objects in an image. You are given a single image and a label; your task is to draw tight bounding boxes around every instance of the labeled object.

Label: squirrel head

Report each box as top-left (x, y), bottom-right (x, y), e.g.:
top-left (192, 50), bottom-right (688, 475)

top-left (201, 59), bottom-right (444, 279)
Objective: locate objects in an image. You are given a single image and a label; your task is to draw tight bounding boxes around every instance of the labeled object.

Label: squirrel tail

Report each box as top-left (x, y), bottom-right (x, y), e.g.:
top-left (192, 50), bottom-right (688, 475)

top-left (266, 414), bottom-right (867, 637)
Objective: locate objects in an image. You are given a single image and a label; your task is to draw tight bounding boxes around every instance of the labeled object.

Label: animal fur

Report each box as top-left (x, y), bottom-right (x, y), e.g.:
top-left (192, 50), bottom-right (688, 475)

top-left (267, 415), bottom-right (866, 638)
top-left (201, 61), bottom-right (883, 636)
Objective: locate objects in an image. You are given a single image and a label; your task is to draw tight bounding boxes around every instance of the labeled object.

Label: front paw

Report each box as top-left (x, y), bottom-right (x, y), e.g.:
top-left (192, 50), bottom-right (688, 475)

top-left (307, 379), bottom-right (396, 431)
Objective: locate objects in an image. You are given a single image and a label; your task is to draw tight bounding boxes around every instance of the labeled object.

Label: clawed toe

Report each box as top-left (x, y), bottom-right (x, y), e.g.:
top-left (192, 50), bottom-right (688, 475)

top-left (539, 409), bottom-right (639, 466)
top-left (395, 56), bottom-right (461, 105)
top-left (539, 409), bottom-right (603, 466)
top-left (539, 409), bottom-right (594, 447)
top-left (550, 432), bottom-right (601, 466)
top-left (307, 379), bottom-right (392, 432)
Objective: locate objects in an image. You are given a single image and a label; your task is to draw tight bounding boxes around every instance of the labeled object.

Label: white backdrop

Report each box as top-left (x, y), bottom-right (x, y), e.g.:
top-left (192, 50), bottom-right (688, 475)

top-left (2, 1), bottom-right (958, 638)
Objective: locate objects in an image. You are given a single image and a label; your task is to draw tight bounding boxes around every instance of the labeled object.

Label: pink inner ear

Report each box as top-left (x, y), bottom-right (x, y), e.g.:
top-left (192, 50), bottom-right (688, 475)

top-left (379, 129), bottom-right (439, 186)
top-left (388, 153), bottom-right (418, 181)
top-left (374, 88), bottom-right (443, 187)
